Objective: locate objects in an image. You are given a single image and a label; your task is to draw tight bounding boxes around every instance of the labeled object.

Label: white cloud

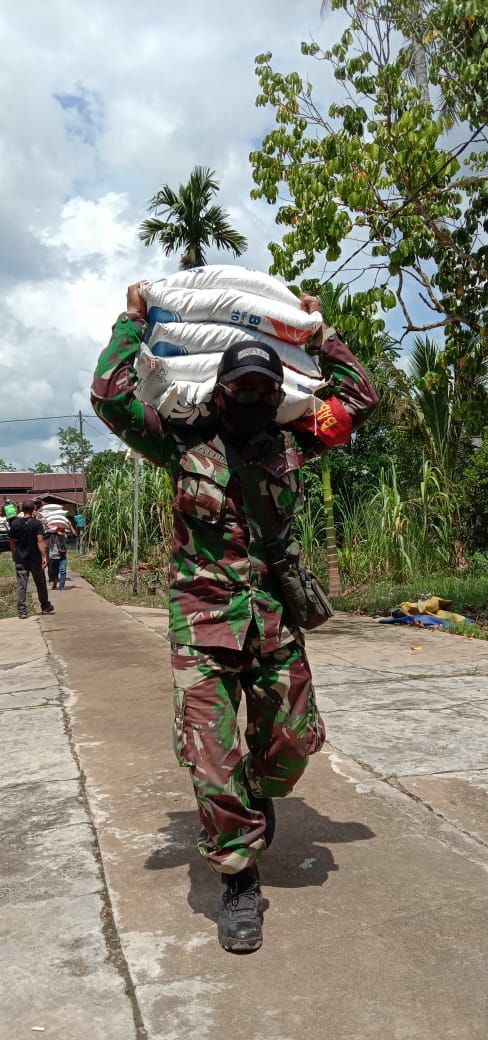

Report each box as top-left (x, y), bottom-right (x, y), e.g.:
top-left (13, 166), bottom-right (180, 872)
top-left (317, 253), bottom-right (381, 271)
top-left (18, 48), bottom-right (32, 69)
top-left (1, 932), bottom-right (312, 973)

top-left (38, 436), bottom-right (61, 462)
top-left (6, 193), bottom-right (165, 342)
top-left (38, 193), bottom-right (136, 260)
top-left (0, 0), bottom-right (340, 468)
top-left (0, 370), bottom-right (54, 419)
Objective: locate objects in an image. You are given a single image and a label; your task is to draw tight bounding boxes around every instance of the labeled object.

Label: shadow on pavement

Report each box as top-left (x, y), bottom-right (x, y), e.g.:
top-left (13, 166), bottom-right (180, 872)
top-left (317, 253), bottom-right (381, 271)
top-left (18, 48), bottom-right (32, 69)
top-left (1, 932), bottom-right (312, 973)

top-left (144, 797), bottom-right (375, 923)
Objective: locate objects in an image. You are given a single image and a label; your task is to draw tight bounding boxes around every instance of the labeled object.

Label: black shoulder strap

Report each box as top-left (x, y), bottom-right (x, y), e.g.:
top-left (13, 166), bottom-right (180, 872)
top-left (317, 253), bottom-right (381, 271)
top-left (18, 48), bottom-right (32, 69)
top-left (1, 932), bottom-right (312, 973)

top-left (225, 441), bottom-right (284, 550)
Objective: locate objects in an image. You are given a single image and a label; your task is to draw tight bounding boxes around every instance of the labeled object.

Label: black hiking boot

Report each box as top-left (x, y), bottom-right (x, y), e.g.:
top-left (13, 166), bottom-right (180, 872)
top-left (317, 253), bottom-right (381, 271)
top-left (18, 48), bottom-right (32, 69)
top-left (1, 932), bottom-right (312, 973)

top-left (218, 866), bottom-right (263, 953)
top-left (41, 603), bottom-right (55, 615)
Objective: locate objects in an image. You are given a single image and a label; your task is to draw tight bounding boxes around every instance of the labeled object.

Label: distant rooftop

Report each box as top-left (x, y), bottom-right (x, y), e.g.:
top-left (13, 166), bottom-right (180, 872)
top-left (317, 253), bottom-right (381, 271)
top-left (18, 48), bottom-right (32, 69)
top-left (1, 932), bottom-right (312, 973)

top-left (0, 472), bottom-right (86, 509)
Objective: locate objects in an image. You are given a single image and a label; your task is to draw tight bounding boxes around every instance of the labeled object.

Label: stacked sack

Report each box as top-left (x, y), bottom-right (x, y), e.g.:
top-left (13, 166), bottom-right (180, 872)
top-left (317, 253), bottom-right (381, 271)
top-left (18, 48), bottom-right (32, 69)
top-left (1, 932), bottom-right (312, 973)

top-left (134, 265), bottom-right (325, 427)
top-left (38, 504), bottom-right (69, 533)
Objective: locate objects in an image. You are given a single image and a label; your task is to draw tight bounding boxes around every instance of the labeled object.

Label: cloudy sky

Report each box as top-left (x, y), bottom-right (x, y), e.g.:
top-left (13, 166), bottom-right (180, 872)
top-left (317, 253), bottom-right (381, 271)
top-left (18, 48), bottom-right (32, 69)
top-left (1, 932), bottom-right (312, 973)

top-left (0, 0), bottom-right (351, 468)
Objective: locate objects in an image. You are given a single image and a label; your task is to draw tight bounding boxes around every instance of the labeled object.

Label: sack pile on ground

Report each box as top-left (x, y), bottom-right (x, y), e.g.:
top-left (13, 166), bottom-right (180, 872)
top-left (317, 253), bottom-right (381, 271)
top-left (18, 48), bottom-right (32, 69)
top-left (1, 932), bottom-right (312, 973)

top-left (38, 504), bottom-right (69, 532)
top-left (134, 265), bottom-right (325, 427)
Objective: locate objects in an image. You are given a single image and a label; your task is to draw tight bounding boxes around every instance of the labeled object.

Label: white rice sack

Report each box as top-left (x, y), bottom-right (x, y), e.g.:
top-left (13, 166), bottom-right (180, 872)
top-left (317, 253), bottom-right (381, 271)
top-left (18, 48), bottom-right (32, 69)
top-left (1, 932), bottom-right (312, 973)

top-left (146, 265), bottom-right (296, 307)
top-left (135, 265), bottom-right (324, 428)
top-left (42, 513), bottom-right (67, 522)
top-left (39, 508), bottom-right (69, 530)
top-left (142, 321), bottom-right (321, 379)
top-left (135, 341), bottom-right (324, 427)
top-left (140, 284), bottom-right (321, 345)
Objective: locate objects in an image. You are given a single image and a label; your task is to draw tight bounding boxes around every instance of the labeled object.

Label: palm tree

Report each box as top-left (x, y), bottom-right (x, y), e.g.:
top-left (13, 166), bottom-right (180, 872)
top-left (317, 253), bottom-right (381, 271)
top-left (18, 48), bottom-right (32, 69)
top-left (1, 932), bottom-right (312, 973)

top-left (406, 336), bottom-right (488, 484)
top-left (138, 165), bottom-right (247, 269)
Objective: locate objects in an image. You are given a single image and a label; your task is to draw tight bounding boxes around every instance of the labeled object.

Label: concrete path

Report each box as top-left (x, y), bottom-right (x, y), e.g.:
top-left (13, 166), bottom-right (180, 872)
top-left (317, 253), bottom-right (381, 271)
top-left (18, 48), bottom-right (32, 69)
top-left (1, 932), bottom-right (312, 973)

top-left (0, 610), bottom-right (139, 1039)
top-left (2, 579), bottom-right (488, 1039)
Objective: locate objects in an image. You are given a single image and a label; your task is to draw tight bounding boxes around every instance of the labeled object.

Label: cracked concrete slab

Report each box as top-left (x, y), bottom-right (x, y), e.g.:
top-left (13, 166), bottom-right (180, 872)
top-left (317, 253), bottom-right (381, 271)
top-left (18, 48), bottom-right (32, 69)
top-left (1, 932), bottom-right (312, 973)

top-left (0, 619), bottom-right (45, 666)
top-left (0, 685), bottom-right (60, 710)
top-left (399, 770), bottom-right (488, 845)
top-left (0, 775), bottom-right (100, 905)
top-left (315, 674), bottom-right (488, 712)
top-left (0, 893), bottom-right (137, 1040)
top-left (325, 703), bottom-right (488, 777)
top-left (0, 616), bottom-right (140, 1040)
top-left (0, 658), bottom-right (54, 695)
top-left (0, 704), bottom-right (80, 788)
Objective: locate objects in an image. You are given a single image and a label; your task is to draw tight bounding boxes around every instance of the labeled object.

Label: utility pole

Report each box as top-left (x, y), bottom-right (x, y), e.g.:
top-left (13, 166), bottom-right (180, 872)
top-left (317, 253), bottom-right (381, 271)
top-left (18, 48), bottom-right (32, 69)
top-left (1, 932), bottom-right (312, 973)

top-left (132, 456), bottom-right (140, 595)
top-left (78, 410), bottom-right (87, 556)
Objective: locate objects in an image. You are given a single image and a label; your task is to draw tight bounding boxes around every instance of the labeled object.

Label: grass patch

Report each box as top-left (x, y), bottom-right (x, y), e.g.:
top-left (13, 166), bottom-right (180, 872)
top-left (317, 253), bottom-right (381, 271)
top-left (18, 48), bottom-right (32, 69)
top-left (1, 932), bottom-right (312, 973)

top-left (334, 567), bottom-right (488, 639)
top-left (446, 621), bottom-right (488, 641)
top-left (70, 553), bottom-right (488, 639)
top-left (72, 551), bottom-right (168, 609)
top-left (0, 553), bottom-right (18, 619)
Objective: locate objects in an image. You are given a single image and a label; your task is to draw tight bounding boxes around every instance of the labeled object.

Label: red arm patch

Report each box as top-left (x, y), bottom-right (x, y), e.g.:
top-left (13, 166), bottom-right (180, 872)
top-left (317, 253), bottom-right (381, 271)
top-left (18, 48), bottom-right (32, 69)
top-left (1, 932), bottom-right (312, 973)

top-left (293, 397), bottom-right (353, 448)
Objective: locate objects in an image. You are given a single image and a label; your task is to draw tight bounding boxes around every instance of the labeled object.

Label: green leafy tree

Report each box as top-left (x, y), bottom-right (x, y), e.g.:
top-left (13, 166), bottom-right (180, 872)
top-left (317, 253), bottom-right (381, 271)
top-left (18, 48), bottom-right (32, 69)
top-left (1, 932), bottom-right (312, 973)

top-left (0, 458), bottom-right (15, 472)
top-left (28, 462), bottom-right (54, 473)
top-left (459, 429), bottom-right (488, 550)
top-left (332, 0), bottom-right (441, 103)
top-left (85, 450), bottom-right (130, 493)
top-left (139, 165), bottom-right (248, 268)
top-left (250, 0), bottom-right (487, 362)
top-left (58, 426), bottom-right (93, 474)
top-left (321, 1), bottom-right (432, 102)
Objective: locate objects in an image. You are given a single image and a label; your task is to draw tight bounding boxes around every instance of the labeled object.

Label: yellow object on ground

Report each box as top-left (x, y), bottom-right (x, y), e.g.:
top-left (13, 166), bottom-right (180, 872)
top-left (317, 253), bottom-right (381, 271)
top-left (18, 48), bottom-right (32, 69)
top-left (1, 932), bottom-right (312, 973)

top-left (397, 596), bottom-right (467, 624)
top-left (399, 596), bottom-right (453, 616)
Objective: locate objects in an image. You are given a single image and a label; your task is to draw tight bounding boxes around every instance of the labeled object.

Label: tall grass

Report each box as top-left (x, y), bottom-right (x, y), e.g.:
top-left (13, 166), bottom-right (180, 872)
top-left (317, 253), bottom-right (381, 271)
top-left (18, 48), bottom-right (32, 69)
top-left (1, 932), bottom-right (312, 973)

top-left (86, 457), bottom-right (476, 608)
top-left (336, 461), bottom-right (462, 585)
top-left (294, 496), bottom-right (327, 574)
top-left (87, 464), bottom-right (173, 572)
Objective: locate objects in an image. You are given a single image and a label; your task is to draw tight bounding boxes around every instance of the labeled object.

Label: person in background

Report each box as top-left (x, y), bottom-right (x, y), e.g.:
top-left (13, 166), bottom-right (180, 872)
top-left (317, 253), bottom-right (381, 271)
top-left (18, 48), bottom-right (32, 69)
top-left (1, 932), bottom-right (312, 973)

top-left (9, 500), bottom-right (55, 619)
top-left (73, 511), bottom-right (85, 550)
top-left (48, 524), bottom-right (68, 589)
top-left (2, 497), bottom-right (17, 525)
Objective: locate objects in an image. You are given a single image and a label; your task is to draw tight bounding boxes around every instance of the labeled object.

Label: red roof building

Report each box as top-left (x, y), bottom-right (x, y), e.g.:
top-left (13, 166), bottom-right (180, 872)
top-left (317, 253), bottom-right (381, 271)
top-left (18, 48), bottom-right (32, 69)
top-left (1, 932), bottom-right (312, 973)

top-left (0, 472), bottom-right (86, 515)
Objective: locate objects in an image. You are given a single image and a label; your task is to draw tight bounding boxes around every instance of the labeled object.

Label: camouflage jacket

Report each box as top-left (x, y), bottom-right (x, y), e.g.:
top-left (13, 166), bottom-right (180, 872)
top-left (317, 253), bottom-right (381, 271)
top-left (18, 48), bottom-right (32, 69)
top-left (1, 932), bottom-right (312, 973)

top-left (91, 314), bottom-right (378, 652)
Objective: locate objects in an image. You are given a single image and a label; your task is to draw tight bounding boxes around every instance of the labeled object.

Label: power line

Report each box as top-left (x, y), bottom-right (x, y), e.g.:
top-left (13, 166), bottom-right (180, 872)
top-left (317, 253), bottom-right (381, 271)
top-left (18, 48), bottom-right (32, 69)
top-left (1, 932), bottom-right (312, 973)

top-left (82, 416), bottom-right (121, 445)
top-left (0, 414), bottom-right (77, 424)
top-left (0, 413), bottom-right (116, 433)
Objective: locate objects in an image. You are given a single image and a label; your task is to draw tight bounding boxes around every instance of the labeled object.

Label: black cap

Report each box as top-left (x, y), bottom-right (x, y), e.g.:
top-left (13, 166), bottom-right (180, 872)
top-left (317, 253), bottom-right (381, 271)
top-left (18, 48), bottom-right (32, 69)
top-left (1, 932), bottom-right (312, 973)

top-left (217, 341), bottom-right (283, 387)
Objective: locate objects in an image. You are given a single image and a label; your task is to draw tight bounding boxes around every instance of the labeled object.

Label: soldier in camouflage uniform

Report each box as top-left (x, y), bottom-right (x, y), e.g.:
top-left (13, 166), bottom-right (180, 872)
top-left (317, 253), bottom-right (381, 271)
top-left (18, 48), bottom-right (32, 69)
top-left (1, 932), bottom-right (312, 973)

top-left (91, 283), bottom-right (378, 952)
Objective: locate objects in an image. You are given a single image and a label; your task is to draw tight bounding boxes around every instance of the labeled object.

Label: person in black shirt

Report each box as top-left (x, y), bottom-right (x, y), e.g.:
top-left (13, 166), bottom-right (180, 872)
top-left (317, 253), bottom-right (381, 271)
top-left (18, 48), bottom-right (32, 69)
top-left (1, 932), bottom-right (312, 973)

top-left (9, 499), bottom-right (54, 619)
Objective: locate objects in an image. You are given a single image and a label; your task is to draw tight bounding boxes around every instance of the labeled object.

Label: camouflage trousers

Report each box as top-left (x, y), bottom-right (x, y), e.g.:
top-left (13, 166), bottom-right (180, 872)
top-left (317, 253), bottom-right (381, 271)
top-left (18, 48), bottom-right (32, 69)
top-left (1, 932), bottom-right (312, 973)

top-left (170, 631), bottom-right (326, 874)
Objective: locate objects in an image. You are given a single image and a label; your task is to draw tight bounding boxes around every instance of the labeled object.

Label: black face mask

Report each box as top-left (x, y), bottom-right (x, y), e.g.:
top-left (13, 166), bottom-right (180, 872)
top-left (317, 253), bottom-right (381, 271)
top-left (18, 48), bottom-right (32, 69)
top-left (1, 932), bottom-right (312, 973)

top-left (219, 398), bottom-right (278, 436)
